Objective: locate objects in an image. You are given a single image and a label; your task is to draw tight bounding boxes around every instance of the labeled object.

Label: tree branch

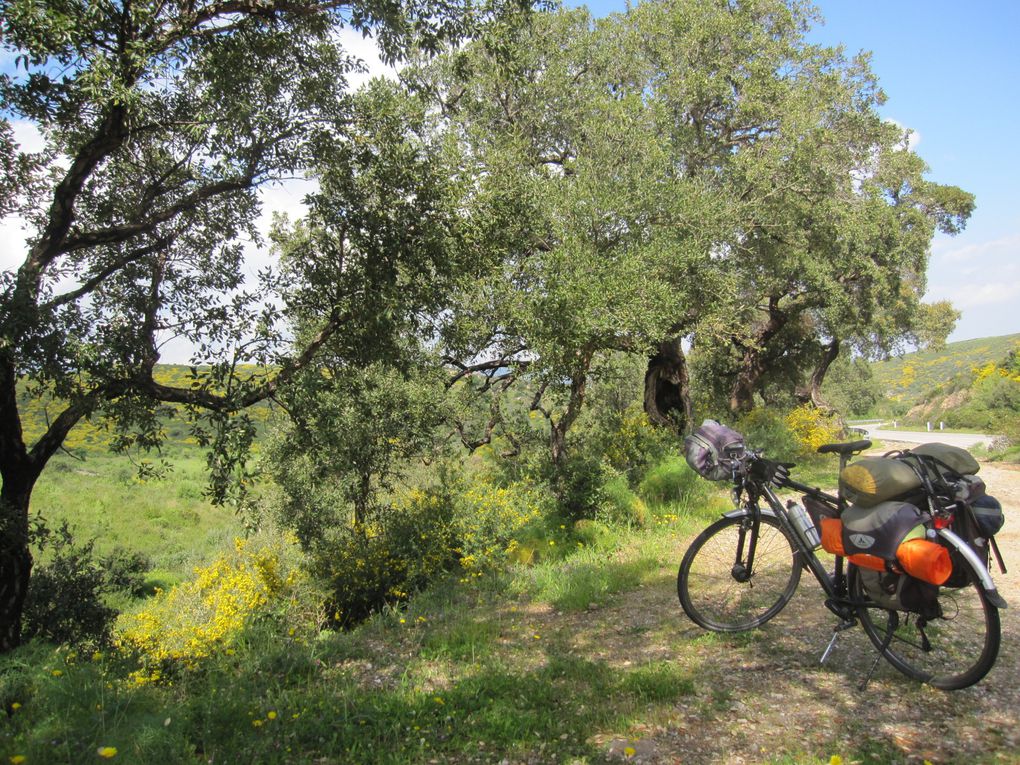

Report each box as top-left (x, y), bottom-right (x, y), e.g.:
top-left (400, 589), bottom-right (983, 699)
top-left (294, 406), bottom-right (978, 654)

top-left (59, 161), bottom-right (263, 255)
top-left (42, 236), bottom-right (174, 311)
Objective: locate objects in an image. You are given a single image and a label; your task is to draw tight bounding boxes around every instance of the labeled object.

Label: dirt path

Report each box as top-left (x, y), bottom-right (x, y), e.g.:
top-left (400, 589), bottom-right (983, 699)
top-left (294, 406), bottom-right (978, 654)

top-left (560, 451), bottom-right (1020, 764)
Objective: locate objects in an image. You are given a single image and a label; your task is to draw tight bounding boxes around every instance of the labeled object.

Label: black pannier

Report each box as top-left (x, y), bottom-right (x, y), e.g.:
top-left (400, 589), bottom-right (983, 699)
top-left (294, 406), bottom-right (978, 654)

top-left (972, 495), bottom-right (1005, 538)
top-left (683, 420), bottom-right (744, 482)
top-left (858, 568), bottom-right (942, 618)
top-left (840, 500), bottom-right (929, 559)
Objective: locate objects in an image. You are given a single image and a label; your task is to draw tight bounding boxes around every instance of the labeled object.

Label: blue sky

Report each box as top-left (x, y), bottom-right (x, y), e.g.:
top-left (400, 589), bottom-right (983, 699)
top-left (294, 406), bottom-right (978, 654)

top-left (2, 2), bottom-right (1017, 348)
top-left (578, 0), bottom-right (1020, 343)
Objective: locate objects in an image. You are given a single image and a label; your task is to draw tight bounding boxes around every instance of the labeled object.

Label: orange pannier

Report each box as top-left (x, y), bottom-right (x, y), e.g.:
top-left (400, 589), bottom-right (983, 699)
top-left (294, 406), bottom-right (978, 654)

top-left (820, 517), bottom-right (845, 556)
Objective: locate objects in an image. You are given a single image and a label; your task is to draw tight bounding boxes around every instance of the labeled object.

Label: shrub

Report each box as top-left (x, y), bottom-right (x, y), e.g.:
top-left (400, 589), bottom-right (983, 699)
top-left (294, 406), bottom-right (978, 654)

top-left (587, 403), bottom-right (672, 483)
top-left (23, 523), bottom-right (117, 648)
top-left (599, 475), bottom-right (648, 527)
top-left (553, 452), bottom-right (607, 522)
top-left (118, 536), bottom-right (302, 683)
top-left (102, 547), bottom-right (152, 598)
top-left (638, 457), bottom-right (708, 507)
top-left (736, 409), bottom-right (801, 462)
top-left (309, 492), bottom-right (457, 629)
top-left (784, 405), bottom-right (843, 455)
top-left (453, 480), bottom-right (551, 570)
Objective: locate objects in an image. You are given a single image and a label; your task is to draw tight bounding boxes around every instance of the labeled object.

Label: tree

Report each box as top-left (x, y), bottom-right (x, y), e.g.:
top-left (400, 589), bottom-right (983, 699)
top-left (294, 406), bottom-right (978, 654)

top-left (422, 7), bottom-right (730, 470)
top-left (0, 0), bottom-right (513, 651)
top-left (266, 77), bottom-right (467, 534)
top-left (619, 0), bottom-right (972, 420)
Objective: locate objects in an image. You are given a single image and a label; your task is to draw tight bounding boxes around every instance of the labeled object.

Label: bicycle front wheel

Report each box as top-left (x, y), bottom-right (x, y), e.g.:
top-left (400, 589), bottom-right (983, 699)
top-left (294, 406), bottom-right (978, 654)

top-left (851, 562), bottom-right (1000, 690)
top-left (678, 513), bottom-right (802, 632)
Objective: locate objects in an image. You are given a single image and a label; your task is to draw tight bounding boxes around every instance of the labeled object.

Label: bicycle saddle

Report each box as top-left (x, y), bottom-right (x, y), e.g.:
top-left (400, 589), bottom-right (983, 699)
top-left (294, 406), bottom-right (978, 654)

top-left (817, 440), bottom-right (872, 456)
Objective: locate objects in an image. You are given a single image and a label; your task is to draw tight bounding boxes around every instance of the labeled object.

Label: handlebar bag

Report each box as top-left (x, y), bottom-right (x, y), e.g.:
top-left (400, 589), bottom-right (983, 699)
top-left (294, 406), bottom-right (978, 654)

top-left (683, 420), bottom-right (744, 481)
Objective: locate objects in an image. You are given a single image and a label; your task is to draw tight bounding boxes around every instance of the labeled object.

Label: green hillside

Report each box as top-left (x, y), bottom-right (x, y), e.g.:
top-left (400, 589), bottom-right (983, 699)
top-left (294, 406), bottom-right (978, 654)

top-left (870, 333), bottom-right (1020, 405)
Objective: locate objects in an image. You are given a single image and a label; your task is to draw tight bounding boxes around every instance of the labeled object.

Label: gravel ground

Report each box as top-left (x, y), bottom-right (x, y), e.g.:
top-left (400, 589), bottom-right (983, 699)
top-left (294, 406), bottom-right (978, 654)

top-left (573, 448), bottom-right (1020, 765)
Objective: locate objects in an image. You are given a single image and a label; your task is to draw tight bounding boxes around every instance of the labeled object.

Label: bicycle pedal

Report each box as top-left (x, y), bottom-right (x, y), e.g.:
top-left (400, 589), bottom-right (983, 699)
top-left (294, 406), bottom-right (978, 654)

top-left (834, 618), bottom-right (856, 632)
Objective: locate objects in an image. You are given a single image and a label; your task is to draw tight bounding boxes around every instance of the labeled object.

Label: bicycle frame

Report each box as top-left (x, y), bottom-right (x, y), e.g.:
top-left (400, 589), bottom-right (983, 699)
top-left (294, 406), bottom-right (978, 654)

top-left (723, 477), bottom-right (857, 621)
top-left (723, 456), bottom-right (1007, 613)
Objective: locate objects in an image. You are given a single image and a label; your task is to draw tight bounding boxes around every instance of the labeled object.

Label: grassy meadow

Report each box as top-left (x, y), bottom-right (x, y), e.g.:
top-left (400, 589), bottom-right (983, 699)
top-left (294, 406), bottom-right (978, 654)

top-left (30, 447), bottom-right (244, 591)
top-left (2, 444), bottom-right (746, 765)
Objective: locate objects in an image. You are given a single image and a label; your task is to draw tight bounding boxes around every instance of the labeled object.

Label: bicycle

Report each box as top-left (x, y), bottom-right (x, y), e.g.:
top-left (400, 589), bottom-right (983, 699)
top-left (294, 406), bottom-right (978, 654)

top-left (676, 438), bottom-right (1006, 690)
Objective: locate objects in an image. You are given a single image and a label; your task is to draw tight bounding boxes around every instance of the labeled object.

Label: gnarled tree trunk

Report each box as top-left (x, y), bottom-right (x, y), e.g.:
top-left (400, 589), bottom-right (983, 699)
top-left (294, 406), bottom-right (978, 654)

top-left (728, 297), bottom-right (788, 415)
top-left (0, 476), bottom-right (36, 652)
top-left (795, 338), bottom-right (841, 413)
top-left (644, 338), bottom-right (692, 434)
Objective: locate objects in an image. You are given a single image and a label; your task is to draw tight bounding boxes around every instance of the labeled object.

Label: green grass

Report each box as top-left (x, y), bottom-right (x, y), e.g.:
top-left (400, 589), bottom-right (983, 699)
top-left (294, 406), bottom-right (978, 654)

top-left (30, 447), bottom-right (244, 580)
top-left (0, 579), bottom-right (702, 765)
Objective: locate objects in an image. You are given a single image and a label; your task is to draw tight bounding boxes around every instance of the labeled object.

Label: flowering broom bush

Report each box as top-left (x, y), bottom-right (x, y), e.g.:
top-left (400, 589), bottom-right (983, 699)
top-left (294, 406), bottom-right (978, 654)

top-left (118, 537), bottom-right (302, 683)
top-left (785, 405), bottom-right (843, 454)
top-left (453, 480), bottom-right (552, 571)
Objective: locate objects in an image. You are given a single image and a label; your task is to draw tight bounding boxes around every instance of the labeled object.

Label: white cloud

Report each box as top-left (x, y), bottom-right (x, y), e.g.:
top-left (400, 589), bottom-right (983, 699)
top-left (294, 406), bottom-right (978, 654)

top-left (886, 118), bottom-right (921, 151)
top-left (10, 119), bottom-right (45, 153)
top-left (927, 277), bottom-right (1020, 310)
top-left (336, 27), bottom-right (397, 88)
top-left (934, 232), bottom-right (1020, 263)
top-left (0, 216), bottom-right (30, 274)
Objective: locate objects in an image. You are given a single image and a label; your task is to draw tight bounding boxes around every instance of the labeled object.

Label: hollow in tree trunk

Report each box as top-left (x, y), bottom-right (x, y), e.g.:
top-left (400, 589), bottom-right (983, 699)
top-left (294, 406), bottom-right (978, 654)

top-left (644, 338), bottom-right (692, 433)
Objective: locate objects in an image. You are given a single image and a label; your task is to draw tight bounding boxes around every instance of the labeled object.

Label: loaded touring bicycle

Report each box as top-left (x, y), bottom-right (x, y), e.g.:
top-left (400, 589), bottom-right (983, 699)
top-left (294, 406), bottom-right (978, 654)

top-left (677, 420), bottom-right (1006, 690)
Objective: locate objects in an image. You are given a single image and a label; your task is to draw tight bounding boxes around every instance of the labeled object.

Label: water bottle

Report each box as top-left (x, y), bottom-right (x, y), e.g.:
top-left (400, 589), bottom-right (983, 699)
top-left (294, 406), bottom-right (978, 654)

top-left (787, 500), bottom-right (821, 549)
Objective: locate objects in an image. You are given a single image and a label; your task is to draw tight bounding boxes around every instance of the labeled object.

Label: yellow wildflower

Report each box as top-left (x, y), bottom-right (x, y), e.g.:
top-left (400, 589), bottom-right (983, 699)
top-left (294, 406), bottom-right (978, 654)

top-left (50, 669), bottom-right (63, 677)
top-left (624, 747), bottom-right (636, 758)
top-left (10, 756), bottom-right (27, 764)
top-left (10, 702), bottom-right (21, 711)
top-left (829, 757), bottom-right (843, 765)
top-left (97, 747), bottom-right (118, 759)
top-left (267, 711), bottom-right (277, 720)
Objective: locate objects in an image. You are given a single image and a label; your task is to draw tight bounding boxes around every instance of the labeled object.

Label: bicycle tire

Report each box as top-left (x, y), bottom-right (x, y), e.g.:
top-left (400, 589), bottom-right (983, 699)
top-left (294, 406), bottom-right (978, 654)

top-left (678, 513), bottom-right (802, 632)
top-left (851, 562), bottom-right (1000, 690)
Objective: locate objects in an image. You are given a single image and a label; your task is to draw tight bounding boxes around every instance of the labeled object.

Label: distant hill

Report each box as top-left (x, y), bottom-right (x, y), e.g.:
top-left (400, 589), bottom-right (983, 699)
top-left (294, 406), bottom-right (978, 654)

top-left (870, 333), bottom-right (1020, 405)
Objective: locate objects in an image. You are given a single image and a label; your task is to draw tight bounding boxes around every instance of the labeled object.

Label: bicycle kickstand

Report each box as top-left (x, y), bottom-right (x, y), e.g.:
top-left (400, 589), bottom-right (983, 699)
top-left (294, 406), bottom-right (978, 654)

top-left (858, 618), bottom-right (896, 692)
top-left (820, 618), bottom-right (856, 666)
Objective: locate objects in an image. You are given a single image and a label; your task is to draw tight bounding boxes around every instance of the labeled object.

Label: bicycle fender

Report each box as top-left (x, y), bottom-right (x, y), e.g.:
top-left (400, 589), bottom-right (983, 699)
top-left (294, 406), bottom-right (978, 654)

top-left (723, 507), bottom-right (780, 520)
top-left (937, 528), bottom-right (1008, 610)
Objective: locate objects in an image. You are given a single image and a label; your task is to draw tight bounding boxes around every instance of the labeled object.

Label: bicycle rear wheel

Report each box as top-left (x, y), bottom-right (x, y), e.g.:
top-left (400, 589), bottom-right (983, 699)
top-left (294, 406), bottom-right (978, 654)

top-left (851, 562), bottom-right (1000, 690)
top-left (678, 513), bottom-right (801, 632)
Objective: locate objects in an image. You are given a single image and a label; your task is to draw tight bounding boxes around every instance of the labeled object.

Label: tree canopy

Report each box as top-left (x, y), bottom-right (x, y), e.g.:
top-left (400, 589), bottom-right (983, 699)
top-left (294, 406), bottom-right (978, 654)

top-left (427, 0), bottom-right (971, 456)
top-left (0, 0), bottom-right (524, 650)
top-left (0, 0), bottom-right (973, 650)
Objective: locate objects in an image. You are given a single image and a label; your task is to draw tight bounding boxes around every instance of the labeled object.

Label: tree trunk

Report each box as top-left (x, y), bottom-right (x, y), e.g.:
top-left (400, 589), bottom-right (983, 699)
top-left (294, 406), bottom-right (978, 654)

top-left (644, 338), bottom-right (692, 433)
top-left (728, 297), bottom-right (787, 416)
top-left (730, 359), bottom-right (767, 416)
top-left (543, 345), bottom-right (594, 470)
top-left (795, 339), bottom-right (841, 413)
top-left (0, 477), bottom-right (35, 652)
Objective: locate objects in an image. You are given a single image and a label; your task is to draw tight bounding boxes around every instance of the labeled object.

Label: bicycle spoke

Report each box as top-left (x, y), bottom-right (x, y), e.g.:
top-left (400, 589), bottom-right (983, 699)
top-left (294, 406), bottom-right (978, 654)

top-left (678, 514), bottom-right (801, 633)
top-left (852, 566), bottom-right (1000, 690)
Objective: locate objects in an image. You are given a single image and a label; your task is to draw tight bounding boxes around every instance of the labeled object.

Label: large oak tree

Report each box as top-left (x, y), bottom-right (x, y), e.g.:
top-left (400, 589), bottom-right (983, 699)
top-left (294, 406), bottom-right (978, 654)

top-left (0, 0), bottom-right (517, 651)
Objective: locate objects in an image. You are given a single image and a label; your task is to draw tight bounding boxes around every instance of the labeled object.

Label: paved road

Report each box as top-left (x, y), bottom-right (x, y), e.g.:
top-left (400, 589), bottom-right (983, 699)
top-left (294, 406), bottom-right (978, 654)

top-left (859, 426), bottom-right (997, 449)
